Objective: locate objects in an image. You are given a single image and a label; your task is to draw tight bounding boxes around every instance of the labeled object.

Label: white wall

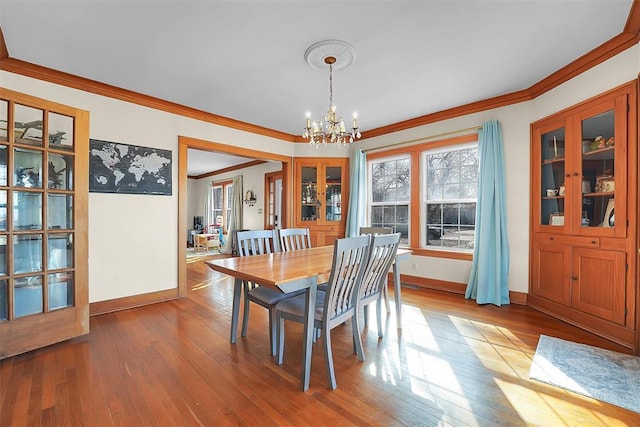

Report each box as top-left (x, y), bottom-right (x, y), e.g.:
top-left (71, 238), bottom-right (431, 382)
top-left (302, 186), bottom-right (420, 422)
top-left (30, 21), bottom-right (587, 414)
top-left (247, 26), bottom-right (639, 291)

top-left (1, 42), bottom-right (637, 301)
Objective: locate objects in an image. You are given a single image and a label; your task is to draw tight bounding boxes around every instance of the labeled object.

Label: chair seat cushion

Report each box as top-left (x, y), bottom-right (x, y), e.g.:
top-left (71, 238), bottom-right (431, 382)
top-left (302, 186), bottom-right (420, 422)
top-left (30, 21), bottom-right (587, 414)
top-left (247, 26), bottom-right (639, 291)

top-left (248, 286), bottom-right (304, 305)
top-left (275, 290), bottom-right (326, 321)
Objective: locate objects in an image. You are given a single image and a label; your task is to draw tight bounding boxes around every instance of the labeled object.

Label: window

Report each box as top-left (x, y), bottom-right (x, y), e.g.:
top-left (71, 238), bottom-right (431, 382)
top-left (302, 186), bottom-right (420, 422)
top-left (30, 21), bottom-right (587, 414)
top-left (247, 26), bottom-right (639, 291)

top-left (423, 143), bottom-right (478, 250)
top-left (212, 181), bottom-right (233, 232)
top-left (369, 156), bottom-right (410, 244)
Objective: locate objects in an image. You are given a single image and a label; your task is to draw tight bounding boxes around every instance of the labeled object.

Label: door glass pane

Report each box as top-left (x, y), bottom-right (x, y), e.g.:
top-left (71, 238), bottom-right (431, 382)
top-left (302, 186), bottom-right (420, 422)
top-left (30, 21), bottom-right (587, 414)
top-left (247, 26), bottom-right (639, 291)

top-left (14, 104), bottom-right (43, 146)
top-left (0, 236), bottom-right (6, 276)
top-left (14, 275), bottom-right (43, 318)
top-left (13, 192), bottom-right (42, 230)
top-left (0, 100), bottom-right (7, 142)
top-left (48, 194), bottom-right (73, 229)
top-left (48, 272), bottom-right (74, 311)
top-left (48, 233), bottom-right (73, 270)
top-left (48, 153), bottom-right (73, 190)
top-left (0, 190), bottom-right (6, 231)
top-left (301, 166), bottom-right (317, 222)
top-left (0, 279), bottom-right (6, 320)
top-left (14, 234), bottom-right (42, 274)
top-left (325, 166), bottom-right (342, 221)
top-left (0, 145), bottom-right (7, 186)
top-left (541, 128), bottom-right (565, 226)
top-left (581, 110), bottom-right (615, 228)
top-left (48, 112), bottom-right (74, 150)
top-left (14, 147), bottom-right (43, 188)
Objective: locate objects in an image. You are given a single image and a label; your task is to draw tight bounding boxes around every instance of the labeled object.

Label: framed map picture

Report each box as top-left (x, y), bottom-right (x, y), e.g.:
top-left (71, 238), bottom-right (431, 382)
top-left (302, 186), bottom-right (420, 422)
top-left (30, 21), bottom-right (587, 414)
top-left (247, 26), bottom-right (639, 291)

top-left (89, 139), bottom-right (172, 195)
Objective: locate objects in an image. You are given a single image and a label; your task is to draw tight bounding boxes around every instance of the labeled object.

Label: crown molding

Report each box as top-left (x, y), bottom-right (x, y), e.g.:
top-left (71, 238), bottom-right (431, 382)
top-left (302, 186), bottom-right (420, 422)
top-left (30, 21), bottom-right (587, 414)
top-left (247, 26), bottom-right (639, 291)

top-left (2, 2), bottom-right (639, 144)
top-left (188, 160), bottom-right (266, 180)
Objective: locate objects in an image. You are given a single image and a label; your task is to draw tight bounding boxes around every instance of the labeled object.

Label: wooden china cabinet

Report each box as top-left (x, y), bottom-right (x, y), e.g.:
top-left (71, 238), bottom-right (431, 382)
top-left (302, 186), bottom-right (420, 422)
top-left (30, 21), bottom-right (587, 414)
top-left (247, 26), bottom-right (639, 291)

top-left (0, 88), bottom-right (89, 359)
top-left (293, 157), bottom-right (348, 247)
top-left (529, 81), bottom-right (638, 352)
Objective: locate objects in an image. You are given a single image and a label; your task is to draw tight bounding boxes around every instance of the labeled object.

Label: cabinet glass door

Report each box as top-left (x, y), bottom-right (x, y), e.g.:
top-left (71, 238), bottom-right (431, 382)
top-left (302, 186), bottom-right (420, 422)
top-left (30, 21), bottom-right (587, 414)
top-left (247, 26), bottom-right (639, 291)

top-left (540, 127), bottom-right (566, 227)
top-left (324, 165), bottom-right (342, 221)
top-left (300, 166), bottom-right (317, 222)
top-left (580, 109), bottom-right (615, 229)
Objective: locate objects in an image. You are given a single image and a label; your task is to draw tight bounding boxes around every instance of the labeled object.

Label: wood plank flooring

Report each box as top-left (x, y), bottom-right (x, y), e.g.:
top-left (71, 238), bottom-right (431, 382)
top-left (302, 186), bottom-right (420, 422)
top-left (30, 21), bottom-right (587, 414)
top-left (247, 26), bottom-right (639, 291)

top-left (1, 256), bottom-right (638, 426)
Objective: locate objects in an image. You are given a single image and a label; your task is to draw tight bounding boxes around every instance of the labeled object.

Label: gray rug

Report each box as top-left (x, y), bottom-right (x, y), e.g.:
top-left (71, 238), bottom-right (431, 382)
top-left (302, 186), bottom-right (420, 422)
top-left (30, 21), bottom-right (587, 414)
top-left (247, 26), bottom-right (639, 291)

top-left (529, 335), bottom-right (640, 414)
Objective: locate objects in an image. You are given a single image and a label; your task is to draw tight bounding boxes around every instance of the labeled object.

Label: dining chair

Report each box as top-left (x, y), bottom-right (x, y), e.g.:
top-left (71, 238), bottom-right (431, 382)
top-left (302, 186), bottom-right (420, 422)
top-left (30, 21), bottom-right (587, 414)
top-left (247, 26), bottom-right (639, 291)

top-left (359, 226), bottom-right (394, 312)
top-left (278, 227), bottom-right (312, 252)
top-left (275, 234), bottom-right (371, 389)
top-left (359, 233), bottom-right (401, 342)
top-left (236, 229), bottom-right (303, 356)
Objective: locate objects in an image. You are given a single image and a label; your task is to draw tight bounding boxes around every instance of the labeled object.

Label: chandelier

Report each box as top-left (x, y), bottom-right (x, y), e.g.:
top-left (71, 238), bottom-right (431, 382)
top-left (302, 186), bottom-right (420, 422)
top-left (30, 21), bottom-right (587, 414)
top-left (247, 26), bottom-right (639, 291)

top-left (302, 40), bottom-right (361, 148)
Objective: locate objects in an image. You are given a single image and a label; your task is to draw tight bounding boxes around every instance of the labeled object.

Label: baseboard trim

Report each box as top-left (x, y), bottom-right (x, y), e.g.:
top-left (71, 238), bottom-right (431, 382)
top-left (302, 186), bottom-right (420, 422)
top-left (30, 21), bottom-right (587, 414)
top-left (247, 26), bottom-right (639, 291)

top-left (399, 274), bottom-right (528, 305)
top-left (90, 289), bottom-right (178, 316)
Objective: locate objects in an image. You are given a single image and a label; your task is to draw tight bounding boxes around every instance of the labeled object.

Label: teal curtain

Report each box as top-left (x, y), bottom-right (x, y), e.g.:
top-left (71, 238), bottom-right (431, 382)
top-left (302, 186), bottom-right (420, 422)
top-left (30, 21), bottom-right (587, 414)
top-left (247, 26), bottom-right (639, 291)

top-left (465, 120), bottom-right (510, 305)
top-left (345, 149), bottom-right (367, 237)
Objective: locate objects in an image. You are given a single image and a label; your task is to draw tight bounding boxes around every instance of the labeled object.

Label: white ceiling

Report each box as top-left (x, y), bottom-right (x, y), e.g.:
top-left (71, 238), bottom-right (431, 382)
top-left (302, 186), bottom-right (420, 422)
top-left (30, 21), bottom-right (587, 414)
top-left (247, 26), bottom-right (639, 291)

top-left (0, 0), bottom-right (634, 174)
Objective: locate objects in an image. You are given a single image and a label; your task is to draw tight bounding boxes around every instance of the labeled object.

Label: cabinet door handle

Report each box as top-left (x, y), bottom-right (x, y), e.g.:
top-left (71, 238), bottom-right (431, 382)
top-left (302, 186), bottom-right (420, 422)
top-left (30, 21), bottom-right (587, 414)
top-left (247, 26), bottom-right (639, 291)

top-left (565, 173), bottom-right (571, 178)
top-left (571, 276), bottom-right (578, 281)
top-left (573, 172), bottom-right (579, 176)
top-left (549, 236), bottom-right (554, 240)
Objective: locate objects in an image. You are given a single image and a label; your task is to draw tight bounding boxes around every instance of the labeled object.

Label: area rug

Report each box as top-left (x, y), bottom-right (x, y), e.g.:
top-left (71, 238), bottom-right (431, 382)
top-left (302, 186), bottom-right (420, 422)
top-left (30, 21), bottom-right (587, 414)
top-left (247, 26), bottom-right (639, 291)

top-left (529, 335), bottom-right (640, 413)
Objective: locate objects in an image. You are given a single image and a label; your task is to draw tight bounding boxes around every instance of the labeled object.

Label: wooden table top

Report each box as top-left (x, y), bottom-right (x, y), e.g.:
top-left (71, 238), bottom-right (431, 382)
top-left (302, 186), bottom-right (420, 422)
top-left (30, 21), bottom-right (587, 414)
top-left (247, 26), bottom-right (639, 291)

top-left (206, 246), bottom-right (411, 293)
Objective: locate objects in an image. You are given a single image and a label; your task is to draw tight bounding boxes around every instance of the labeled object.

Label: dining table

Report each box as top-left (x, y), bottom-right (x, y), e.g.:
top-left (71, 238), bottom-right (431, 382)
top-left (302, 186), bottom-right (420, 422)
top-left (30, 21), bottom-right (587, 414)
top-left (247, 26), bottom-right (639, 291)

top-left (206, 244), bottom-right (411, 391)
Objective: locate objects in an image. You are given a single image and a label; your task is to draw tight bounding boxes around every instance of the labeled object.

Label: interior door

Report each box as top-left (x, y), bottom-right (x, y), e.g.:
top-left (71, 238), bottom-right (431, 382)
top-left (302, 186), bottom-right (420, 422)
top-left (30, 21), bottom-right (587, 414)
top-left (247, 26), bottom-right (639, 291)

top-left (0, 88), bottom-right (89, 359)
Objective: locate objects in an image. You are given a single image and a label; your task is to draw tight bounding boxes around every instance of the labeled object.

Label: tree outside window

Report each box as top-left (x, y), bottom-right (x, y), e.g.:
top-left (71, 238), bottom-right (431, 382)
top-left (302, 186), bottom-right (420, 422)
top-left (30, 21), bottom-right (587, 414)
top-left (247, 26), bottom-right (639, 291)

top-left (424, 144), bottom-right (478, 250)
top-left (369, 157), bottom-right (410, 244)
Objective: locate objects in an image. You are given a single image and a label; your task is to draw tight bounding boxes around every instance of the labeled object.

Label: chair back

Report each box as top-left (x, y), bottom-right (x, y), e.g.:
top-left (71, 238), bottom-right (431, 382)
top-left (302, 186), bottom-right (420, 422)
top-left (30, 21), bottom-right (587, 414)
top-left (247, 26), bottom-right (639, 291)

top-left (278, 227), bottom-right (312, 252)
top-left (359, 233), bottom-right (401, 301)
top-left (322, 235), bottom-right (371, 326)
top-left (236, 229), bottom-right (278, 257)
top-left (359, 226), bottom-right (394, 235)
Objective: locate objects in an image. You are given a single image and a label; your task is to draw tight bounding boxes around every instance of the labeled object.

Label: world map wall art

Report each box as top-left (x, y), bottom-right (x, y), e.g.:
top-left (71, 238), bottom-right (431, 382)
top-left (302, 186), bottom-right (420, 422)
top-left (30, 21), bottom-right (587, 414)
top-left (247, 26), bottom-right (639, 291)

top-left (89, 139), bottom-right (172, 195)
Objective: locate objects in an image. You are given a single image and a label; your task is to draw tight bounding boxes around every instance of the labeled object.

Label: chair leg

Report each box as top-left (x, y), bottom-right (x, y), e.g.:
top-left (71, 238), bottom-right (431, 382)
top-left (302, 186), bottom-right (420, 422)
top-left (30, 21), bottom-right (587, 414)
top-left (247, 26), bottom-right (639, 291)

top-left (351, 314), bottom-right (365, 362)
top-left (363, 304), bottom-right (369, 328)
top-left (276, 312), bottom-right (285, 365)
top-left (376, 298), bottom-right (383, 339)
top-left (241, 282), bottom-right (250, 337)
top-left (383, 278), bottom-right (391, 313)
top-left (268, 307), bottom-right (278, 356)
top-left (322, 325), bottom-right (337, 390)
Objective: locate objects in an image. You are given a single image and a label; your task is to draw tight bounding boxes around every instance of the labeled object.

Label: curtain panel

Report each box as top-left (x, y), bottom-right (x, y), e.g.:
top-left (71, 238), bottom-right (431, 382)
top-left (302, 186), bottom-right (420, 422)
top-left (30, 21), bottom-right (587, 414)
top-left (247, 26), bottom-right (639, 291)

top-left (465, 120), bottom-right (510, 306)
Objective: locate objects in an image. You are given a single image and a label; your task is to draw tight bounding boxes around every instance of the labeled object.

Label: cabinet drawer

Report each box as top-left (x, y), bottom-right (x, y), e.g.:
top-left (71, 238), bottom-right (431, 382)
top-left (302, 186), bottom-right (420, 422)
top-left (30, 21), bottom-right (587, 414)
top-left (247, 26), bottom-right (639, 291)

top-left (535, 233), bottom-right (599, 248)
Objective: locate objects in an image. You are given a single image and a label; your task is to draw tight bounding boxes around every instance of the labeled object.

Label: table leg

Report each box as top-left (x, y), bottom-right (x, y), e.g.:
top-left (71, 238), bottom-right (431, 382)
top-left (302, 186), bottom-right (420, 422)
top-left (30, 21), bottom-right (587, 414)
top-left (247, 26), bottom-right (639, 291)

top-left (230, 277), bottom-right (242, 343)
top-left (393, 263), bottom-right (402, 331)
top-left (300, 277), bottom-right (317, 391)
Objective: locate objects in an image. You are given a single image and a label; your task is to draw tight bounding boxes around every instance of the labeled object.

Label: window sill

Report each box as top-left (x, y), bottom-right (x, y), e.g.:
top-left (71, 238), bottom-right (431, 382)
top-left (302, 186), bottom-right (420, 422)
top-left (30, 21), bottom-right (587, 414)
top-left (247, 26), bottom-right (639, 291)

top-left (409, 247), bottom-right (473, 261)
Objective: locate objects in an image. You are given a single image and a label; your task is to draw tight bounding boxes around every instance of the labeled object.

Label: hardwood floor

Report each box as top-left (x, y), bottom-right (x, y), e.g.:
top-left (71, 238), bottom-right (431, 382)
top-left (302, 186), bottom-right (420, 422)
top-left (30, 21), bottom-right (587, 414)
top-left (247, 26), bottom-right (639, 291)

top-left (1, 257), bottom-right (638, 426)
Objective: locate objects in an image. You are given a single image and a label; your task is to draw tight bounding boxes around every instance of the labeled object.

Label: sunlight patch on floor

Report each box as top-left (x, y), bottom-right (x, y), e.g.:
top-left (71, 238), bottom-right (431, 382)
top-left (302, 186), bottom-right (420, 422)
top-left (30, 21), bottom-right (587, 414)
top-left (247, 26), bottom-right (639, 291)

top-left (494, 377), bottom-right (567, 426)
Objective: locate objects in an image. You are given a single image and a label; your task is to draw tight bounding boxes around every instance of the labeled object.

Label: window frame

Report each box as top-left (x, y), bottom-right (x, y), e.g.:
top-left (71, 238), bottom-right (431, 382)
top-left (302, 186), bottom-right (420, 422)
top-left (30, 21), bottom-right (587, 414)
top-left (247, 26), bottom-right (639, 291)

top-left (212, 179), bottom-right (233, 233)
top-left (366, 133), bottom-right (477, 260)
top-left (421, 141), bottom-right (479, 253)
top-left (367, 154), bottom-right (411, 246)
